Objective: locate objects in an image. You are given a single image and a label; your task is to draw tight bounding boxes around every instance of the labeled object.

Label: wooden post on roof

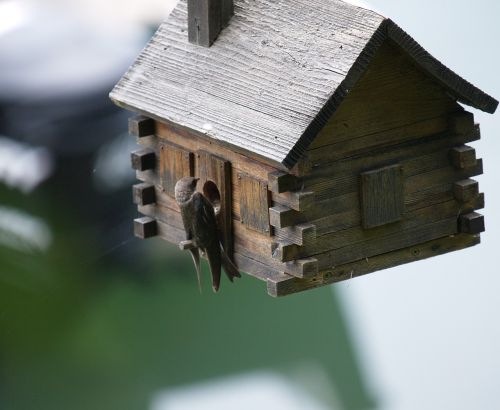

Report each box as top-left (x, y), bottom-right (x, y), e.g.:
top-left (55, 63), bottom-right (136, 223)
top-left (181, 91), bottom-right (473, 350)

top-left (188, 0), bottom-right (234, 47)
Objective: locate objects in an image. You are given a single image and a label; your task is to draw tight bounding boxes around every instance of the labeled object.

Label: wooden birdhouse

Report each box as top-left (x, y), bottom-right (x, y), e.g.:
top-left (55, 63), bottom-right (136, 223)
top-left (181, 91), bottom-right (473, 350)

top-left (110, 0), bottom-right (497, 296)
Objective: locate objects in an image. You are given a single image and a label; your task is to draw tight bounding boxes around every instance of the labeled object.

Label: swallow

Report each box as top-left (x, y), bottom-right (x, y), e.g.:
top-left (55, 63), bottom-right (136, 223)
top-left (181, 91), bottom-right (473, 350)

top-left (174, 176), bottom-right (241, 292)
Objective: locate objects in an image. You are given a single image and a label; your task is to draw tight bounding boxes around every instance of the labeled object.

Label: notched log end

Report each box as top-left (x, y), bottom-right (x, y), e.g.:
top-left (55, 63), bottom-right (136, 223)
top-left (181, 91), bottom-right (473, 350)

top-left (134, 216), bottom-right (158, 239)
top-left (285, 258), bottom-right (318, 278)
top-left (453, 179), bottom-right (479, 203)
top-left (269, 205), bottom-right (301, 229)
top-left (458, 212), bottom-right (485, 235)
top-left (129, 115), bottom-right (155, 138)
top-left (268, 171), bottom-right (301, 193)
top-left (133, 183), bottom-right (156, 206)
top-left (271, 241), bottom-right (301, 262)
top-left (448, 111), bottom-right (474, 135)
top-left (131, 148), bottom-right (156, 171)
top-left (449, 145), bottom-right (477, 169)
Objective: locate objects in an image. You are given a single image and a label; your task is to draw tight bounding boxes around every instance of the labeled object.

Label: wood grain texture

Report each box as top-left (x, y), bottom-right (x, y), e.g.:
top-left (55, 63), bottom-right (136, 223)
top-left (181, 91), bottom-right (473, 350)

top-left (275, 223), bottom-right (316, 246)
top-left (453, 179), bottom-right (479, 203)
top-left (198, 151), bottom-right (233, 256)
top-left (271, 241), bottom-right (301, 263)
top-left (360, 164), bottom-right (404, 229)
top-left (188, 0), bottom-right (222, 47)
top-left (269, 205), bottom-right (303, 229)
top-left (156, 122), bottom-right (284, 178)
top-left (272, 190), bottom-right (314, 212)
top-left (285, 258), bottom-right (319, 279)
top-left (305, 194), bottom-right (483, 258)
top-left (449, 145), bottom-right (477, 169)
top-left (267, 234), bottom-right (481, 297)
top-left (159, 141), bottom-right (194, 196)
top-left (309, 42), bottom-right (461, 153)
top-left (111, 1), bottom-right (496, 169)
top-left (268, 171), bottom-right (301, 193)
top-left (238, 173), bottom-right (270, 235)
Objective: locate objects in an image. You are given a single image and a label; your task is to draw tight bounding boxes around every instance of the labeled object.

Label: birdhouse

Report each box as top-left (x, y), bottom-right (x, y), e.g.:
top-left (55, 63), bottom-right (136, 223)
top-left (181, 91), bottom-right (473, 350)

top-left (110, 0), bottom-right (497, 296)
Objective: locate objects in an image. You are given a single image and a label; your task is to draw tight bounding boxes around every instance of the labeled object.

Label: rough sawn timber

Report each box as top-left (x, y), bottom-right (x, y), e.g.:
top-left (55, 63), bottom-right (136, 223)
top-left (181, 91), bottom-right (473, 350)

top-left (110, 0), bottom-right (497, 169)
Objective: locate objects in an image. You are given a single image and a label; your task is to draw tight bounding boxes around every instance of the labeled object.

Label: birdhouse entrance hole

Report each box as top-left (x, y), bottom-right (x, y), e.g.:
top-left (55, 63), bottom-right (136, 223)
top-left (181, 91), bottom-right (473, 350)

top-left (203, 180), bottom-right (221, 215)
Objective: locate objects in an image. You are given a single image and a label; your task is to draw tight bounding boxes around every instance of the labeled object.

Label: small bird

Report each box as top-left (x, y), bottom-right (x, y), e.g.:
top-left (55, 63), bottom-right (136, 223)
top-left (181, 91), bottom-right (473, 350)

top-left (175, 176), bottom-right (241, 292)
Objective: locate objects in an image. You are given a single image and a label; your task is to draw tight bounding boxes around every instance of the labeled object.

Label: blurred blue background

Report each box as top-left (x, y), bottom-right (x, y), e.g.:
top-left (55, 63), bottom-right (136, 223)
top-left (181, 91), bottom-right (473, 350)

top-left (0, 1), bottom-right (498, 409)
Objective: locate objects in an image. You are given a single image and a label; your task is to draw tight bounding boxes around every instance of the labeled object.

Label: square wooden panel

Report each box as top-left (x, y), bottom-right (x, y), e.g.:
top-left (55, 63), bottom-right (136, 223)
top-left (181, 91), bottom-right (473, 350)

top-left (360, 164), bottom-right (404, 229)
top-left (239, 173), bottom-right (271, 235)
top-left (160, 142), bottom-right (194, 196)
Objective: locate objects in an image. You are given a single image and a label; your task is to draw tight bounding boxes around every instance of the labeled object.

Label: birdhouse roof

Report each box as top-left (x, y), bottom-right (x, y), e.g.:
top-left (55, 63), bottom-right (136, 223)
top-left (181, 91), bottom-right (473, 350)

top-left (110, 0), bottom-right (498, 169)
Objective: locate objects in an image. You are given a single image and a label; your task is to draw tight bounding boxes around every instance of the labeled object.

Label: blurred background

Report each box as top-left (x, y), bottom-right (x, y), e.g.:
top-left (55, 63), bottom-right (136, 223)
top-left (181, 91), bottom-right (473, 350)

top-left (0, 0), bottom-right (498, 409)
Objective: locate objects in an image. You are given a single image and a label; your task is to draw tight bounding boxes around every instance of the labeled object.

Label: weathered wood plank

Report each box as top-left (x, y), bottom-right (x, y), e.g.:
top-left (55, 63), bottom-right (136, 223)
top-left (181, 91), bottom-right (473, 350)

top-left (309, 218), bottom-right (459, 270)
top-left (155, 123), bottom-right (284, 179)
top-left (313, 190), bottom-right (484, 238)
top-left (197, 151), bottom-right (233, 256)
top-left (113, 2), bottom-right (497, 169)
top-left (275, 223), bottom-right (316, 246)
top-left (406, 159), bottom-right (482, 194)
top-left (310, 41), bottom-right (460, 152)
top-left (285, 258), bottom-right (319, 279)
top-left (233, 252), bottom-right (286, 283)
top-left (308, 194), bottom-right (483, 256)
top-left (267, 234), bottom-right (480, 297)
top-left (282, 159), bottom-right (483, 226)
top-left (111, 0), bottom-right (387, 167)
top-left (304, 126), bottom-right (480, 198)
top-left (154, 219), bottom-right (187, 244)
top-left (272, 190), bottom-right (314, 212)
top-left (138, 204), bottom-right (185, 231)
top-left (159, 141), bottom-right (194, 197)
top-left (238, 173), bottom-right (271, 235)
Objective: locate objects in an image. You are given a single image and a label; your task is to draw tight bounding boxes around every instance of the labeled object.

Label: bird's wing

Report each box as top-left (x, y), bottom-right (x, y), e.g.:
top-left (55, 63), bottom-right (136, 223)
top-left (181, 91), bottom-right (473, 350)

top-left (192, 192), bottom-right (221, 291)
top-left (180, 205), bottom-right (193, 240)
top-left (191, 192), bottom-right (219, 244)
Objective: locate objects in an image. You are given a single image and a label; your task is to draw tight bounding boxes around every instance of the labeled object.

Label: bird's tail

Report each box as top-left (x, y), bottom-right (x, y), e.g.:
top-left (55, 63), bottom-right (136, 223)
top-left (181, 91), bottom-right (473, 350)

top-left (188, 248), bottom-right (202, 293)
top-left (220, 245), bottom-right (241, 282)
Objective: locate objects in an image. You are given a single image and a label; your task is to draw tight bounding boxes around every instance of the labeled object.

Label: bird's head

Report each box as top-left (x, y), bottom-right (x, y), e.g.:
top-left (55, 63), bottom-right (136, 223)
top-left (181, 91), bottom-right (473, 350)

top-left (174, 176), bottom-right (200, 204)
